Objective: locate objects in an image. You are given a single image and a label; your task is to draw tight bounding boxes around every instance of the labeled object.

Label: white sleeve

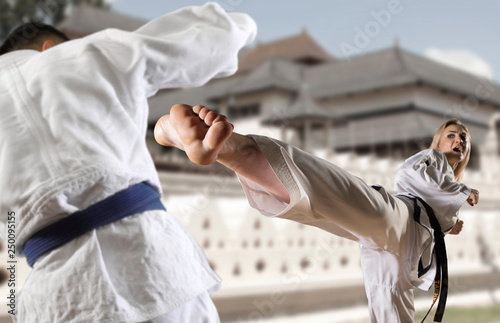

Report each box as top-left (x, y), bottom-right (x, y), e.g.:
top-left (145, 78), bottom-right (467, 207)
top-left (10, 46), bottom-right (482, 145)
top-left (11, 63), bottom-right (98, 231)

top-left (395, 149), bottom-right (471, 229)
top-left (94, 2), bottom-right (256, 96)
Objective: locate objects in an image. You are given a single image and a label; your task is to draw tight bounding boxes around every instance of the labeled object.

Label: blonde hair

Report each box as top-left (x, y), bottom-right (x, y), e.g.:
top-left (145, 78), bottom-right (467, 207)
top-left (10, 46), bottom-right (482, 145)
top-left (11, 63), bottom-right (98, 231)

top-left (429, 119), bottom-right (471, 181)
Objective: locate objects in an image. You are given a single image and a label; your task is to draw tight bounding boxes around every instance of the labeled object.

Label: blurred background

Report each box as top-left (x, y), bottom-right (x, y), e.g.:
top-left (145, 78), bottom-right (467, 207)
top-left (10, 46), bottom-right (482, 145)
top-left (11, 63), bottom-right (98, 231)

top-left (1, 1), bottom-right (500, 322)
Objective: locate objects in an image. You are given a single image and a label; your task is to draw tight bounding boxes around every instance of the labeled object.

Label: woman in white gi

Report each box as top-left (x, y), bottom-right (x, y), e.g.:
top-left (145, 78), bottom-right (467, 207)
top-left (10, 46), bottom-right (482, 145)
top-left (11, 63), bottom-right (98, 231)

top-left (154, 104), bottom-right (480, 323)
top-left (0, 4), bottom-right (256, 323)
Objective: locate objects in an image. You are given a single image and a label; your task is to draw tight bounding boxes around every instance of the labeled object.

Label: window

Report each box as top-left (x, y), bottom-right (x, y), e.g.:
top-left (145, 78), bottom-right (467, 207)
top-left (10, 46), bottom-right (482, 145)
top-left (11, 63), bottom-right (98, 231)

top-left (233, 263), bottom-right (241, 276)
top-left (203, 218), bottom-right (210, 230)
top-left (340, 256), bottom-right (349, 267)
top-left (300, 257), bottom-right (311, 270)
top-left (256, 259), bottom-right (266, 272)
top-left (228, 103), bottom-right (261, 120)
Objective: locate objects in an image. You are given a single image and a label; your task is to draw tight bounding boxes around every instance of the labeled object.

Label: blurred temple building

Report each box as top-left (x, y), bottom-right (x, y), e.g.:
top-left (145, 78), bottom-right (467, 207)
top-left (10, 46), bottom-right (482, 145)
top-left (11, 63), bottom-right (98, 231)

top-left (1, 5), bottom-right (499, 323)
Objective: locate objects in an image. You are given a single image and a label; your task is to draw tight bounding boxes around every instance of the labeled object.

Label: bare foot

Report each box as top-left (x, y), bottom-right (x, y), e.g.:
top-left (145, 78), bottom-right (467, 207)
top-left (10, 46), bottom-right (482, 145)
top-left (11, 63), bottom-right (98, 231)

top-left (154, 104), bottom-right (233, 165)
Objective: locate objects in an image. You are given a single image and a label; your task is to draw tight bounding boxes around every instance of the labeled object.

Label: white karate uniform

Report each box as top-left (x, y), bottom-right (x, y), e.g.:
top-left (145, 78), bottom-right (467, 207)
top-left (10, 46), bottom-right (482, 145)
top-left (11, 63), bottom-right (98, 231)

top-left (0, 3), bottom-right (256, 322)
top-left (237, 136), bottom-right (471, 323)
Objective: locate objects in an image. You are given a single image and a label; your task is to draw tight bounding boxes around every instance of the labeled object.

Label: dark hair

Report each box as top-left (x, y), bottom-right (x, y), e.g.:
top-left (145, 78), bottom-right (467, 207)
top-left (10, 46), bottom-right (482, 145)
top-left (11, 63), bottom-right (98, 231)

top-left (0, 23), bottom-right (70, 55)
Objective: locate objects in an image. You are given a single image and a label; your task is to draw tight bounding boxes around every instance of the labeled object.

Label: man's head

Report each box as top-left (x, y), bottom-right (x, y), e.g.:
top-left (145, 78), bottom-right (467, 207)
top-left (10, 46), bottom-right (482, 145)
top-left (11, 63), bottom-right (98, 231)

top-left (0, 23), bottom-right (69, 56)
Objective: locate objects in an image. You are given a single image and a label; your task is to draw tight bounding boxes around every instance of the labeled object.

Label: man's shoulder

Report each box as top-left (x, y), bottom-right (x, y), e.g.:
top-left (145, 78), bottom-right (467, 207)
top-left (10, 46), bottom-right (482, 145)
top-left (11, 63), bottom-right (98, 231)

top-left (0, 49), bottom-right (37, 68)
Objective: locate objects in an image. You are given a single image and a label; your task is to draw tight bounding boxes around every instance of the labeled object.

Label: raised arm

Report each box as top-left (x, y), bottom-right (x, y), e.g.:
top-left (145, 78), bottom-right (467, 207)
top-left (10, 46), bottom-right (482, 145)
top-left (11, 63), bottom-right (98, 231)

top-left (129, 2), bottom-right (257, 93)
top-left (52, 3), bottom-right (256, 98)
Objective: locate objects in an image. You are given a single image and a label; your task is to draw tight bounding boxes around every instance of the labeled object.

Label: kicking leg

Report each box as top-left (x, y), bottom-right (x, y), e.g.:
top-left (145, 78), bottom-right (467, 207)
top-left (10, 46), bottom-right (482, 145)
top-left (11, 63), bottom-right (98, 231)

top-left (155, 104), bottom-right (410, 249)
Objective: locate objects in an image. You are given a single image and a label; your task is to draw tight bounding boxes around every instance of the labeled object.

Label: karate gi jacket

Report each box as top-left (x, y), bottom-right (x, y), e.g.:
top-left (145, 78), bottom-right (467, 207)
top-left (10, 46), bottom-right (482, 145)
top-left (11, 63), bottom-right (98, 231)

top-left (394, 148), bottom-right (471, 290)
top-left (0, 3), bottom-right (256, 322)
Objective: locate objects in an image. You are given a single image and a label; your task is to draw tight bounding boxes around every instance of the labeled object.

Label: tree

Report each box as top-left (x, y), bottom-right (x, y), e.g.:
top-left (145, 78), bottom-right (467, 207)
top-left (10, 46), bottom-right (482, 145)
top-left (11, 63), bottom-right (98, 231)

top-left (0, 0), bottom-right (109, 41)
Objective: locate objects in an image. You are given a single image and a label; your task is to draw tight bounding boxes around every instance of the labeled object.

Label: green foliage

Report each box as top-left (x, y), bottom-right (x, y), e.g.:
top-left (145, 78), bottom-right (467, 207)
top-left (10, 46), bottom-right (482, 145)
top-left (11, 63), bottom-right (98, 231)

top-left (0, 0), bottom-right (109, 41)
top-left (416, 305), bottom-right (500, 323)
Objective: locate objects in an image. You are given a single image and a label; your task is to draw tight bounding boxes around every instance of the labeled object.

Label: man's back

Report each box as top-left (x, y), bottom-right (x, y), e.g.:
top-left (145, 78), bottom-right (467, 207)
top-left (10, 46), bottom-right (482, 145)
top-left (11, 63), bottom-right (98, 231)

top-left (0, 35), bottom-right (158, 250)
top-left (0, 3), bottom-right (256, 321)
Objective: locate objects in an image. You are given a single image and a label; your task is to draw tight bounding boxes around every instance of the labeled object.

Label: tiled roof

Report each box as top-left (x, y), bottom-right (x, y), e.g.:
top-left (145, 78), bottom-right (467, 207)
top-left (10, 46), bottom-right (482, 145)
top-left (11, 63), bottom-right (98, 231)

top-left (223, 46), bottom-right (500, 109)
top-left (223, 57), bottom-right (302, 97)
top-left (148, 46), bottom-right (499, 127)
top-left (237, 30), bottom-right (336, 73)
top-left (306, 46), bottom-right (500, 106)
top-left (57, 5), bottom-right (147, 36)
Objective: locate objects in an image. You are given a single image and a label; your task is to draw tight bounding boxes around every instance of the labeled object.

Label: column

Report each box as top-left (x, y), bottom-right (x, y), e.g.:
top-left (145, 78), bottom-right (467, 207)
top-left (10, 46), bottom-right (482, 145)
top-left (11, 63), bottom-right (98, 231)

top-left (281, 124), bottom-right (287, 142)
top-left (304, 119), bottom-right (311, 152)
top-left (325, 120), bottom-right (334, 158)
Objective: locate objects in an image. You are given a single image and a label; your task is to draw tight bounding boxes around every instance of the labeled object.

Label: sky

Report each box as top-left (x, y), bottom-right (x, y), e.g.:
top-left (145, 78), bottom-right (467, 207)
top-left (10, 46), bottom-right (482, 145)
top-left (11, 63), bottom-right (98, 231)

top-left (110, 0), bottom-right (500, 82)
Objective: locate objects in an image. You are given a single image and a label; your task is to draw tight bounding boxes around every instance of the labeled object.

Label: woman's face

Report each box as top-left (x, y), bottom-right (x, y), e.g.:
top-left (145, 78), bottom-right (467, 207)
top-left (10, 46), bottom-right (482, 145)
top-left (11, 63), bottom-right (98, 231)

top-left (437, 124), bottom-right (469, 166)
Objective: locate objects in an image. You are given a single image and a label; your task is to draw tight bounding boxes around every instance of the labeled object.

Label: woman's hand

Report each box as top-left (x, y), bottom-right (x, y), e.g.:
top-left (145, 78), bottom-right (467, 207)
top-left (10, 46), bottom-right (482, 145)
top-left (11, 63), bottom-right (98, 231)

top-left (449, 219), bottom-right (464, 235)
top-left (467, 189), bottom-right (479, 206)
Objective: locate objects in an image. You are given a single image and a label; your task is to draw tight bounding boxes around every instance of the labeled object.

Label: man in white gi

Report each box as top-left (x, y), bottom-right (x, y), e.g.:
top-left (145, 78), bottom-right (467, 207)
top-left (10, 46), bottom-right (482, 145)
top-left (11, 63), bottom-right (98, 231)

top-left (0, 3), bottom-right (256, 322)
top-left (154, 104), bottom-right (480, 323)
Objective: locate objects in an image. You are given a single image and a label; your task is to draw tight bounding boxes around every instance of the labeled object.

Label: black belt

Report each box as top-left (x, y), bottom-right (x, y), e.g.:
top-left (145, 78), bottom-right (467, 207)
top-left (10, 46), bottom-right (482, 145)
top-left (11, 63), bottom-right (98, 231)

top-left (409, 195), bottom-right (449, 323)
top-left (23, 182), bottom-right (166, 267)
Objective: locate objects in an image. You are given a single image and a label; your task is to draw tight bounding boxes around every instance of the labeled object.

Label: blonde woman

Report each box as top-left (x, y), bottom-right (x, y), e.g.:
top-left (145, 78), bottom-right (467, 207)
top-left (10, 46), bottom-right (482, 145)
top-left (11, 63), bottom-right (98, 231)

top-left (155, 104), bottom-right (479, 323)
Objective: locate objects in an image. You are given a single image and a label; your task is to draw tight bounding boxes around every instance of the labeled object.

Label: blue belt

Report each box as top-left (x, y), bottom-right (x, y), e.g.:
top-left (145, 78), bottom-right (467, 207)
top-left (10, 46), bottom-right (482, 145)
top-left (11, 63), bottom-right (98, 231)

top-left (23, 182), bottom-right (166, 267)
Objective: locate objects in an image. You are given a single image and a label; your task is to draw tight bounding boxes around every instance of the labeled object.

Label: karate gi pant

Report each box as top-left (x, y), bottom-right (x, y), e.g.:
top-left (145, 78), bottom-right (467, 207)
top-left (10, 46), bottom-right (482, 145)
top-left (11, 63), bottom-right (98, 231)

top-left (330, 186), bottom-right (421, 323)
top-left (239, 136), bottom-right (426, 323)
top-left (357, 188), bottom-right (422, 323)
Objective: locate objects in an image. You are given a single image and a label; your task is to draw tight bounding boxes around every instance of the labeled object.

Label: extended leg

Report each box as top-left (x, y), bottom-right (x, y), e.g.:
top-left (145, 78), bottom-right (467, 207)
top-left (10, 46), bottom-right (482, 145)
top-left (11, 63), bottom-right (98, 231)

top-left (155, 104), bottom-right (407, 248)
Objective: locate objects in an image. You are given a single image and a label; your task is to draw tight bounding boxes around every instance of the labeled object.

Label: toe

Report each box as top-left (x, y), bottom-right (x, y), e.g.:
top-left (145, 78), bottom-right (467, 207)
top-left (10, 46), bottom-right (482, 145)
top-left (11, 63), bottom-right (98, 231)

top-left (198, 107), bottom-right (210, 120)
top-left (205, 119), bottom-right (233, 150)
top-left (193, 105), bottom-right (205, 114)
top-left (205, 111), bottom-right (219, 126)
